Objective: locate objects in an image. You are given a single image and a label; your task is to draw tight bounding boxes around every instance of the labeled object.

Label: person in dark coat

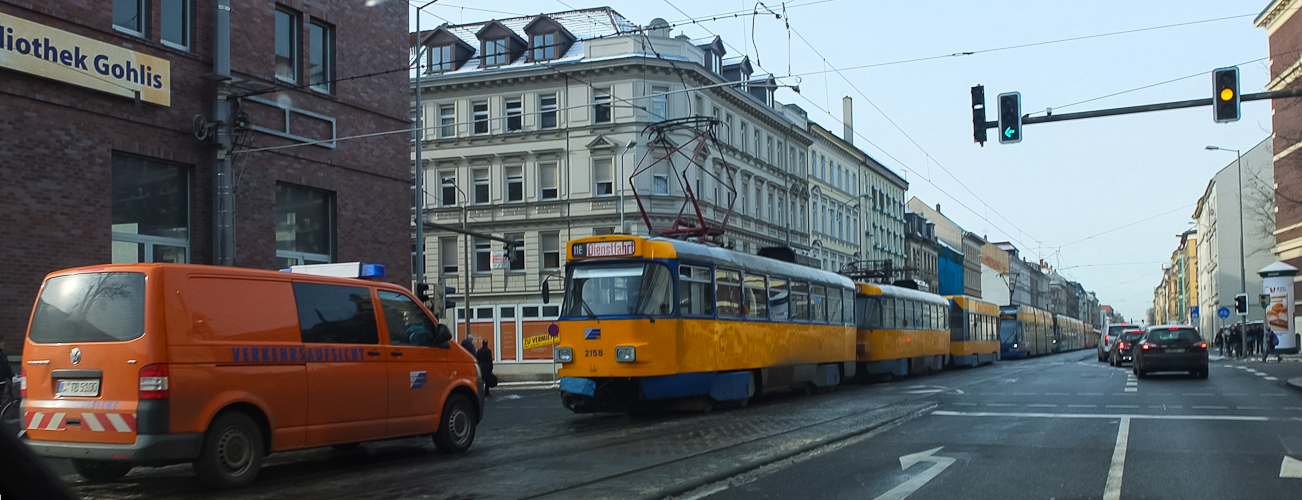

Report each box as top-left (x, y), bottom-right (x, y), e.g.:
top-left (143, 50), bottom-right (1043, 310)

top-left (476, 340), bottom-right (496, 397)
top-left (460, 334), bottom-right (476, 354)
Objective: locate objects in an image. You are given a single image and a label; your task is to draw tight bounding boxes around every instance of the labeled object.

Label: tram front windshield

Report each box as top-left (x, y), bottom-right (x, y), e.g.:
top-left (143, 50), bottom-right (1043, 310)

top-left (999, 317), bottom-right (1020, 345)
top-left (561, 262), bottom-right (674, 318)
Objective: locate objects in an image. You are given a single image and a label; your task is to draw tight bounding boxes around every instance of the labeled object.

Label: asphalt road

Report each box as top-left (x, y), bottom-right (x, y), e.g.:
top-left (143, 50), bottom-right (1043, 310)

top-left (46, 351), bottom-right (1302, 499)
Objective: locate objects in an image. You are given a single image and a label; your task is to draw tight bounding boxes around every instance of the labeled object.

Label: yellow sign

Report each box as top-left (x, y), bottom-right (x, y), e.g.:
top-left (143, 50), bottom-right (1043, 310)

top-left (0, 12), bottom-right (170, 106)
top-left (523, 334), bottom-right (557, 350)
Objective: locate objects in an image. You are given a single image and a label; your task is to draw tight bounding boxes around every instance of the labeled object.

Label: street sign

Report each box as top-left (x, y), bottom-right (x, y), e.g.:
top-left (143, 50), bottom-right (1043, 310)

top-left (1217, 307), bottom-right (1230, 319)
top-left (1190, 306), bottom-right (1199, 320)
top-left (490, 250), bottom-right (510, 270)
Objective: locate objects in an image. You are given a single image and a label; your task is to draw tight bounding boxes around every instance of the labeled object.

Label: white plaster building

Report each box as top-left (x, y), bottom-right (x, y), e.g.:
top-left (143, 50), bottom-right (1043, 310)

top-left (411, 8), bottom-right (814, 379)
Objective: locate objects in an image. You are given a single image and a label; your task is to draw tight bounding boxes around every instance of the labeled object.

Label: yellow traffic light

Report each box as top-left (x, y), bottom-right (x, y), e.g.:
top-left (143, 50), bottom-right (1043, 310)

top-left (1220, 88), bottom-right (1235, 101)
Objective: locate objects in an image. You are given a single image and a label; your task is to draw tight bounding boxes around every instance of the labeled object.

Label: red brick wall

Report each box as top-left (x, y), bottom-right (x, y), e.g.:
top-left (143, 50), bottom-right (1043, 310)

top-left (1268, 12), bottom-right (1302, 304)
top-left (0, 1), bottom-right (410, 354)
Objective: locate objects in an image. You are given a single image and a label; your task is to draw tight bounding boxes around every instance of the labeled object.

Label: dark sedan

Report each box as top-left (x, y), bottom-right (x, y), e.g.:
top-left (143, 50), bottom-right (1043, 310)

top-left (1108, 329), bottom-right (1144, 366)
top-left (1133, 326), bottom-right (1209, 378)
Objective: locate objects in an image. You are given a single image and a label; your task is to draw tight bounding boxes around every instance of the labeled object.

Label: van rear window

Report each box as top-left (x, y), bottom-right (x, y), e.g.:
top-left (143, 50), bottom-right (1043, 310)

top-left (29, 273), bottom-right (146, 343)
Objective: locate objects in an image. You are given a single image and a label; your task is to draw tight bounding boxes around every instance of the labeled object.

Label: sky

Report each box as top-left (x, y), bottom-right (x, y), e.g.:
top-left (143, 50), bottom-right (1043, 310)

top-left (407, 0), bottom-right (1274, 321)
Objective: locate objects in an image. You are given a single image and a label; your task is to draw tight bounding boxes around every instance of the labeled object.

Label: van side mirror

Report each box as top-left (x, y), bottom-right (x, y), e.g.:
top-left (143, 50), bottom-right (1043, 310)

top-left (542, 281), bottom-right (551, 304)
top-left (435, 323), bottom-right (453, 344)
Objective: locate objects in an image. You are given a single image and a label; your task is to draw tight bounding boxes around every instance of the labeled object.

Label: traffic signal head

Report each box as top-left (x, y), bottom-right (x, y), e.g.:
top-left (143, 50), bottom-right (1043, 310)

top-left (1213, 66), bottom-right (1240, 123)
top-left (1234, 293), bottom-right (1248, 315)
top-left (971, 85), bottom-right (987, 145)
top-left (997, 92), bottom-right (1021, 144)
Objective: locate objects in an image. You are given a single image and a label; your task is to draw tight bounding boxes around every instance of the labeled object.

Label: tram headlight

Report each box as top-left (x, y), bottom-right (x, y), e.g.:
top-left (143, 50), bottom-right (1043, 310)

top-left (555, 347), bottom-right (574, 363)
top-left (615, 346), bottom-right (637, 363)
top-left (1012, 343), bottom-right (1019, 349)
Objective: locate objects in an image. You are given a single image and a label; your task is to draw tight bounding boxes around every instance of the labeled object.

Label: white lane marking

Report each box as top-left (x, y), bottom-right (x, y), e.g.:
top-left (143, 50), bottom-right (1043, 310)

top-left (872, 447), bottom-right (956, 500)
top-left (951, 402), bottom-right (978, 406)
top-left (1284, 407), bottom-right (1302, 411)
top-left (1124, 388), bottom-right (1138, 393)
top-left (1044, 392), bottom-right (1070, 396)
top-left (1192, 406), bottom-right (1230, 410)
top-left (1011, 392), bottom-right (1038, 396)
top-left (1104, 417), bottom-right (1131, 500)
top-left (1148, 406), bottom-right (1165, 409)
top-left (980, 393), bottom-right (1007, 396)
top-left (1223, 365), bottom-right (1234, 368)
top-left (1149, 392), bottom-right (1173, 396)
top-left (1078, 392), bottom-right (1105, 396)
top-left (1256, 373), bottom-right (1269, 377)
top-left (932, 411), bottom-right (1278, 421)
top-left (1185, 393), bottom-right (1215, 396)
top-left (1267, 377), bottom-right (1280, 381)
top-left (1106, 405), bottom-right (1140, 409)
top-left (1027, 404), bottom-right (1058, 408)
top-left (1069, 404), bottom-right (1097, 408)
top-left (1113, 393), bottom-right (1138, 396)
top-left (1282, 456), bottom-right (1302, 479)
top-left (986, 403), bottom-right (1017, 407)
top-left (1223, 393), bottom-right (1249, 397)
top-left (1237, 406), bottom-right (1268, 410)
top-left (1262, 394), bottom-right (1289, 397)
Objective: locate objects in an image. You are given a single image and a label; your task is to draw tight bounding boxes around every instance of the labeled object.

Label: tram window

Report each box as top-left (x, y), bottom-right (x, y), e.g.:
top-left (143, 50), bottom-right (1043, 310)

top-left (744, 274), bottom-right (768, 320)
top-left (922, 303), bottom-right (932, 329)
top-left (881, 297), bottom-right (894, 328)
top-left (635, 265), bottom-right (675, 316)
top-left (561, 263), bottom-right (673, 318)
top-left (679, 264), bottom-right (715, 317)
top-left (858, 296), bottom-right (881, 329)
top-left (845, 290), bottom-right (854, 324)
top-left (791, 282), bottom-right (810, 321)
top-left (828, 289), bottom-right (842, 324)
top-left (768, 277), bottom-right (789, 321)
top-left (895, 298), bottom-right (905, 329)
top-left (811, 285), bottom-right (827, 323)
top-left (716, 268), bottom-right (743, 318)
top-left (909, 301), bottom-right (919, 329)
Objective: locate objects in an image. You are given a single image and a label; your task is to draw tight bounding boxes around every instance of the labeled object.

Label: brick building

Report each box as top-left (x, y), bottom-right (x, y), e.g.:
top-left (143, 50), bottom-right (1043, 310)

top-left (1257, 2), bottom-right (1302, 326)
top-left (0, 0), bottom-right (411, 355)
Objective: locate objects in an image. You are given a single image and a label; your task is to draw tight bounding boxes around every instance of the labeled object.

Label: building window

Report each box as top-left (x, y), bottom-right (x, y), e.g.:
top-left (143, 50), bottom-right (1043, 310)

top-left (440, 171), bottom-right (456, 206)
top-left (725, 114), bottom-right (734, 145)
top-left (161, 0), bottom-right (189, 49)
top-left (440, 237), bottom-right (458, 275)
top-left (429, 45), bottom-right (453, 73)
top-left (309, 21), bottom-right (334, 94)
top-left (506, 234), bottom-right (525, 271)
top-left (653, 174), bottom-right (669, 195)
top-left (114, 0), bottom-right (146, 36)
top-left (473, 169), bottom-right (489, 204)
top-left (594, 158), bottom-right (614, 195)
top-left (111, 154), bottom-right (190, 264)
top-left (505, 98), bottom-right (523, 132)
top-left (532, 33), bottom-right (556, 60)
top-left (594, 88), bottom-right (612, 123)
top-left (766, 137), bottom-right (774, 164)
top-left (474, 238), bottom-right (491, 273)
top-left (540, 94), bottom-right (558, 129)
top-left (439, 104), bottom-right (455, 137)
top-left (540, 162), bottom-right (559, 199)
top-left (542, 232), bottom-right (561, 269)
top-left (275, 7), bottom-right (299, 83)
top-left (506, 166), bottom-right (523, 202)
top-left (483, 38), bottom-right (507, 66)
top-left (275, 183), bottom-right (334, 267)
top-left (741, 123), bottom-right (749, 154)
top-left (753, 130), bottom-right (761, 157)
top-left (472, 101), bottom-right (488, 134)
top-left (651, 86), bottom-right (668, 122)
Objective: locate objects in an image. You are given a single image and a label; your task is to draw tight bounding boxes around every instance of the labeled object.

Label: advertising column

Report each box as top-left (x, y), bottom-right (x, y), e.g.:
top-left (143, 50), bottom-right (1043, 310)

top-left (1258, 262), bottom-right (1299, 354)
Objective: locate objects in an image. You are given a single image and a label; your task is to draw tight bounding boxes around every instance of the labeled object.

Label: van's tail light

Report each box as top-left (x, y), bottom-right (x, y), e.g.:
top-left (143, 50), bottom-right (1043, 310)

top-left (139, 364), bottom-right (170, 400)
top-left (19, 367), bottom-right (26, 399)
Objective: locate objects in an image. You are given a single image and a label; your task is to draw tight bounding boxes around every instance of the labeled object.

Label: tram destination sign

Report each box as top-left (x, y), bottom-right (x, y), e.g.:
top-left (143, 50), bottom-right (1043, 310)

top-left (573, 240), bottom-right (635, 258)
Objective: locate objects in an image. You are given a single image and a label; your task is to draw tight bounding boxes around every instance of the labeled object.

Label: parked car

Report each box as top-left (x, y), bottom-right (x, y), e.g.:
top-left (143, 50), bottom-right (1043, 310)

top-left (1133, 325), bottom-right (1209, 378)
top-left (1108, 329), bottom-right (1145, 366)
top-left (1098, 323), bottom-right (1142, 362)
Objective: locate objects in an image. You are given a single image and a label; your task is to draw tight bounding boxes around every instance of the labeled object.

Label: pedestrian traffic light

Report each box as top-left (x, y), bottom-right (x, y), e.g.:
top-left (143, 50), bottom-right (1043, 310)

top-left (1235, 293), bottom-right (1248, 315)
top-left (971, 85), bottom-right (987, 145)
top-left (998, 92), bottom-right (1021, 144)
top-left (1213, 66), bottom-right (1240, 123)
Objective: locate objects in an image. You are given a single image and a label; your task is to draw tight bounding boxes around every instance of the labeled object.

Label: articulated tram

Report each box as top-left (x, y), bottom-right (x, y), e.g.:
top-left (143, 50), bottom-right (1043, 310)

top-left (946, 296), bottom-right (1001, 367)
top-left (1054, 314), bottom-right (1086, 352)
top-left (854, 284), bottom-right (951, 377)
top-left (999, 304), bottom-right (1054, 358)
top-left (554, 235), bottom-right (856, 413)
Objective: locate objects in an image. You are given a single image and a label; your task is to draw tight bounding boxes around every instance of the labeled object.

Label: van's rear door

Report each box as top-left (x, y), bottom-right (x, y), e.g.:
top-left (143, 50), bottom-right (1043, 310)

top-left (23, 271), bottom-right (157, 446)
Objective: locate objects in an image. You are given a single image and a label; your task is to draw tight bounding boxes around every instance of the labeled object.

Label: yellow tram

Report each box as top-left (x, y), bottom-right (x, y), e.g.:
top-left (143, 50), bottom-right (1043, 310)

top-left (854, 284), bottom-right (951, 377)
top-left (945, 295), bottom-right (1001, 367)
top-left (553, 235), bottom-right (856, 412)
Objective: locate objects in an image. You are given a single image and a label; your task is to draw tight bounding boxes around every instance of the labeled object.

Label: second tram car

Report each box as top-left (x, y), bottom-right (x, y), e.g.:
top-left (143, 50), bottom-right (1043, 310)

top-left (854, 284), bottom-right (951, 377)
top-left (554, 235), bottom-right (856, 413)
top-left (999, 304), bottom-right (1054, 358)
top-left (946, 296), bottom-right (1000, 367)
top-left (1053, 314), bottom-right (1086, 352)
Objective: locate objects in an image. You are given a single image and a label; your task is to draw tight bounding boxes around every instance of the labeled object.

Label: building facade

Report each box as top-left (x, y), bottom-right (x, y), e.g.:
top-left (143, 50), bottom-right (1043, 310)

top-left (906, 198), bottom-right (983, 298)
top-left (981, 240), bottom-right (1012, 306)
top-left (808, 122), bottom-right (862, 272)
top-left (903, 212), bottom-right (939, 292)
top-left (1256, 2), bottom-right (1302, 329)
top-left (411, 9), bottom-right (816, 378)
top-left (1193, 136), bottom-right (1276, 336)
top-left (0, 0), bottom-right (411, 354)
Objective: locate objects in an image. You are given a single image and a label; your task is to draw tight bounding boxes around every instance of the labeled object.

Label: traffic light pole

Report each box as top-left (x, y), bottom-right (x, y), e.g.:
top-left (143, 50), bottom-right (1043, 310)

top-left (976, 87), bottom-right (1302, 132)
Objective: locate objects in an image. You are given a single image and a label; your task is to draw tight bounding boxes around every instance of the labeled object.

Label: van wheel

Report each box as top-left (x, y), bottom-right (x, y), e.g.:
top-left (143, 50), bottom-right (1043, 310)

top-left (194, 412), bottom-right (264, 489)
top-left (433, 395), bottom-right (476, 453)
top-left (72, 460), bottom-right (133, 482)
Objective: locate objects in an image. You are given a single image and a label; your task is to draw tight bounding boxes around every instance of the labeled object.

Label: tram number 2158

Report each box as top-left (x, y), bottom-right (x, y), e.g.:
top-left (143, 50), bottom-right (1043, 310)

top-left (584, 349), bottom-right (604, 358)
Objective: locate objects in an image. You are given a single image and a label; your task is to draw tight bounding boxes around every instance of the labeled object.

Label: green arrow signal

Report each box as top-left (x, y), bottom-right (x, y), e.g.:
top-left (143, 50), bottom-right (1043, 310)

top-left (1004, 127), bottom-right (1015, 138)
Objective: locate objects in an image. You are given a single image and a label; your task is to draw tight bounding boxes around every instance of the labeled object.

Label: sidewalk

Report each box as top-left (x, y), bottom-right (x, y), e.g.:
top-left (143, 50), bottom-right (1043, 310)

top-left (497, 380), bottom-right (559, 391)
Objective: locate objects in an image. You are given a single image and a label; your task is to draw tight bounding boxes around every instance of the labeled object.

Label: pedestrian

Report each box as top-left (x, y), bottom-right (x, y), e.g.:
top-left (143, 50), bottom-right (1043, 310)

top-left (461, 334), bottom-right (476, 354)
top-left (1214, 330), bottom-right (1225, 356)
top-left (476, 340), bottom-right (497, 397)
top-left (1230, 327), bottom-right (1243, 358)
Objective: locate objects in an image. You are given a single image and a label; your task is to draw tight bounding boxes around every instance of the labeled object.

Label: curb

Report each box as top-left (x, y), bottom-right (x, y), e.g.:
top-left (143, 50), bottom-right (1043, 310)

top-left (496, 381), bottom-right (559, 391)
top-left (1287, 378), bottom-right (1302, 394)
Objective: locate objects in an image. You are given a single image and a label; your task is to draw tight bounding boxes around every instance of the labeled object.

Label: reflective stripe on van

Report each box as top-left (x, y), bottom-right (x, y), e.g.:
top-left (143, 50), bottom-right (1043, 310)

top-left (26, 411), bottom-right (137, 432)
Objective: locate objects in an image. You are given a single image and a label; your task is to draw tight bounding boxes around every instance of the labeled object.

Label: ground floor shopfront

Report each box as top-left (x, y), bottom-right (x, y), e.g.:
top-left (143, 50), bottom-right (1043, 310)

top-left (450, 301), bottom-right (562, 381)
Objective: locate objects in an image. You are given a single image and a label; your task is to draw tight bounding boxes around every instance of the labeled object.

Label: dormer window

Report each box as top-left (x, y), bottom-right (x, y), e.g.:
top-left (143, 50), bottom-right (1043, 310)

top-left (429, 45), bottom-right (453, 73)
top-left (483, 39), bottom-right (508, 66)
top-left (532, 33), bottom-right (556, 60)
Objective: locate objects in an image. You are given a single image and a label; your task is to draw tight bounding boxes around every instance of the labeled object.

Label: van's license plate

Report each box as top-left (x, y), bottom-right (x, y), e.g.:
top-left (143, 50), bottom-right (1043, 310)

top-left (56, 379), bottom-right (100, 397)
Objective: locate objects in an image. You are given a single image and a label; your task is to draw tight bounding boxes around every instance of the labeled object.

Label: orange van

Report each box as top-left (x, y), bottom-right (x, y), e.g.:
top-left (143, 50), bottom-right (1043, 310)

top-left (19, 263), bottom-right (481, 488)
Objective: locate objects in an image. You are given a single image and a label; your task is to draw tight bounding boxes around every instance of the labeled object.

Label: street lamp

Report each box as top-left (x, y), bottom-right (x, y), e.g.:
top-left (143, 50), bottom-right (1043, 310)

top-left (411, 0), bottom-right (443, 285)
top-left (1206, 145), bottom-right (1245, 358)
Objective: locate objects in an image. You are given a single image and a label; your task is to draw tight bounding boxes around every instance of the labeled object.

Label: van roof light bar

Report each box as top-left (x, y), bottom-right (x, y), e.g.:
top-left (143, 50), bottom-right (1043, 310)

top-left (282, 262), bottom-right (386, 279)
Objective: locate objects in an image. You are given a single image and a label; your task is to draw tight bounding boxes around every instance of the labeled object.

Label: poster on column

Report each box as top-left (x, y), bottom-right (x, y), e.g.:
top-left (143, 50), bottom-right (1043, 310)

top-left (1260, 262), bottom-right (1298, 353)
